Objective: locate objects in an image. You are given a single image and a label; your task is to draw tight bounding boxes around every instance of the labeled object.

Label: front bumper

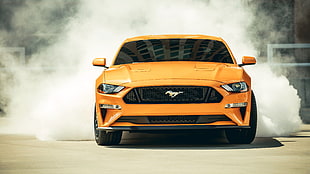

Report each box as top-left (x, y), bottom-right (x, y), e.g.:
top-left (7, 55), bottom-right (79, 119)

top-left (95, 80), bottom-right (252, 128)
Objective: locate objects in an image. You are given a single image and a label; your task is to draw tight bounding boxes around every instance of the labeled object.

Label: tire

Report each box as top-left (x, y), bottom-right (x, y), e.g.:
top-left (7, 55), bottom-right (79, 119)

top-left (225, 92), bottom-right (257, 144)
top-left (94, 106), bottom-right (122, 145)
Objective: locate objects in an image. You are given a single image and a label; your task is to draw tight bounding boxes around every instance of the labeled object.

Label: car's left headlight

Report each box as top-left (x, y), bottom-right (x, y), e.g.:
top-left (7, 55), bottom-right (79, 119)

top-left (221, 82), bottom-right (248, 93)
top-left (97, 84), bottom-right (125, 94)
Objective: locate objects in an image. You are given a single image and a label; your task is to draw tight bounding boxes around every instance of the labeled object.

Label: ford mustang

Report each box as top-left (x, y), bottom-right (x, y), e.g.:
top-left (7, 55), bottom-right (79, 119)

top-left (93, 34), bottom-right (257, 145)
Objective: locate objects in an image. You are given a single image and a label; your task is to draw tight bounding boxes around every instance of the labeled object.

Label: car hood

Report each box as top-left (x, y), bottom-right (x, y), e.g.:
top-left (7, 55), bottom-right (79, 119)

top-left (103, 62), bottom-right (245, 85)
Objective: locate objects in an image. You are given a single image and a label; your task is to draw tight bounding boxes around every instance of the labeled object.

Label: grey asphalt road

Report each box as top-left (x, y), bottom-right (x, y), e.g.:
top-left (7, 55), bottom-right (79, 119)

top-left (0, 125), bottom-right (309, 174)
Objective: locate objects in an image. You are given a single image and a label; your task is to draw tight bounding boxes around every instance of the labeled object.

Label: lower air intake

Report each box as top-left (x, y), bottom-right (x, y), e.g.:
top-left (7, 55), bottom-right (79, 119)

top-left (116, 115), bottom-right (230, 124)
top-left (148, 116), bottom-right (198, 124)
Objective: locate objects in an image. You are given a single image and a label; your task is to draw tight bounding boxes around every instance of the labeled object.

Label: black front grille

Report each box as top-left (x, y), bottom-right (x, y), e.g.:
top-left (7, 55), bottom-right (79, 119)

top-left (123, 86), bottom-right (222, 104)
top-left (116, 115), bottom-right (230, 124)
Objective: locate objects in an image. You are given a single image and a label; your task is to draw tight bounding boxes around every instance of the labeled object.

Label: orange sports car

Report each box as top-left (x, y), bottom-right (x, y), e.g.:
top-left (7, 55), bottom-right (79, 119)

top-left (93, 34), bottom-right (257, 145)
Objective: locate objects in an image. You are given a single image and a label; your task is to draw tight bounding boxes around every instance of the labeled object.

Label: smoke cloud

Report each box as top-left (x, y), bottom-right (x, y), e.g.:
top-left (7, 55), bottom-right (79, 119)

top-left (0, 0), bottom-right (301, 140)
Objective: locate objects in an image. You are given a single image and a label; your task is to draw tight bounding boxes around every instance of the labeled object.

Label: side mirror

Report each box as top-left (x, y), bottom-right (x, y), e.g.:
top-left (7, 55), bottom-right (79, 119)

top-left (92, 58), bottom-right (108, 67)
top-left (239, 56), bottom-right (256, 66)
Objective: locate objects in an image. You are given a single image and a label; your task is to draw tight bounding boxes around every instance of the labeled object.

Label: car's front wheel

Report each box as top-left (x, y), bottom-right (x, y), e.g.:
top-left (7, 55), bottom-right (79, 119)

top-left (225, 92), bottom-right (257, 144)
top-left (94, 106), bottom-right (122, 145)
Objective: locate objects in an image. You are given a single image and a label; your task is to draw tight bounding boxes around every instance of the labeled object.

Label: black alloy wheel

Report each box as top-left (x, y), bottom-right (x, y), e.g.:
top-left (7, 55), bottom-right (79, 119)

top-left (225, 92), bottom-right (257, 144)
top-left (94, 106), bottom-right (122, 145)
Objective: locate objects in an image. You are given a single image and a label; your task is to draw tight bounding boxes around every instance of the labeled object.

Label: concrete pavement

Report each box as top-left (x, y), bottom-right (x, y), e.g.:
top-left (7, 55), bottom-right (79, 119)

top-left (0, 125), bottom-right (309, 174)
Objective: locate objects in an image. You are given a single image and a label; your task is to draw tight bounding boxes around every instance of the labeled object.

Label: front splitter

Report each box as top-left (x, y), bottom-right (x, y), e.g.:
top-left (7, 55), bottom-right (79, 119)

top-left (97, 125), bottom-right (250, 132)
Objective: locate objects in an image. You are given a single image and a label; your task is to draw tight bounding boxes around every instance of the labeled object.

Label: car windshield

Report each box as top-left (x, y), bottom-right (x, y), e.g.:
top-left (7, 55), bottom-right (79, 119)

top-left (114, 39), bottom-right (234, 65)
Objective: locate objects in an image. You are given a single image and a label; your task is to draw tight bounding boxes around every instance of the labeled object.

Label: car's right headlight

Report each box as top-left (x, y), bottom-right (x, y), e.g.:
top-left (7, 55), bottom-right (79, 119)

top-left (221, 82), bottom-right (248, 93)
top-left (97, 84), bottom-right (125, 94)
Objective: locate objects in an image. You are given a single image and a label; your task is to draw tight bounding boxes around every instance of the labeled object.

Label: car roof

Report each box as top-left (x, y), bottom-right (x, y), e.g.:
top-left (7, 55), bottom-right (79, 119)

top-left (124, 34), bottom-right (224, 43)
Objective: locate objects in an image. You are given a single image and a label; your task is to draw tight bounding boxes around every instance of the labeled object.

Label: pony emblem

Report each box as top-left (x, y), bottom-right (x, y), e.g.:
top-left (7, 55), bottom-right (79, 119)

top-left (165, 90), bottom-right (184, 98)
